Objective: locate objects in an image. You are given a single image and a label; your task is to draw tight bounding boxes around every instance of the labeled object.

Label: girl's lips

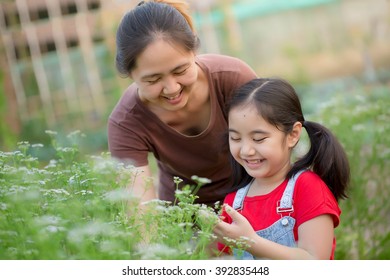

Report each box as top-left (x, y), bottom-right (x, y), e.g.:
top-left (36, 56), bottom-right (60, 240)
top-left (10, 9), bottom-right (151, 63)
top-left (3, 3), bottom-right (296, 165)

top-left (244, 159), bottom-right (265, 169)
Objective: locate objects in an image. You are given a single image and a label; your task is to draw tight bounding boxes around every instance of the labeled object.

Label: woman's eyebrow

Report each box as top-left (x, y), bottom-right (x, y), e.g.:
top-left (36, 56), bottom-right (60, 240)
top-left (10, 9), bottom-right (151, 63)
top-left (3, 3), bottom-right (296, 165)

top-left (141, 73), bottom-right (160, 80)
top-left (141, 63), bottom-right (190, 80)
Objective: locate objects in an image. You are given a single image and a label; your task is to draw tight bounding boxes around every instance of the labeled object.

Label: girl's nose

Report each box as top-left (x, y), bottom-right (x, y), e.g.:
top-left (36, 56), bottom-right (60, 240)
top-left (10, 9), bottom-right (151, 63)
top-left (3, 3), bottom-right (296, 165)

top-left (240, 142), bottom-right (256, 157)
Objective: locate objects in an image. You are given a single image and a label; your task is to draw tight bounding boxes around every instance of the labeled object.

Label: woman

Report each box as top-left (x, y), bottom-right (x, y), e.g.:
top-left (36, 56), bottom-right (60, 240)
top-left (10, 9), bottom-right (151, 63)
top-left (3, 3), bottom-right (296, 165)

top-left (108, 0), bottom-right (257, 206)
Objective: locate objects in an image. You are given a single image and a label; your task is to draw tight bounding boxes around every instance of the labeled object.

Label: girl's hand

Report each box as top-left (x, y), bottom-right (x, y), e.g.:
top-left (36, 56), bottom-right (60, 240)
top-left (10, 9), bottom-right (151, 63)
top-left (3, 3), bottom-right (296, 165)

top-left (213, 205), bottom-right (256, 247)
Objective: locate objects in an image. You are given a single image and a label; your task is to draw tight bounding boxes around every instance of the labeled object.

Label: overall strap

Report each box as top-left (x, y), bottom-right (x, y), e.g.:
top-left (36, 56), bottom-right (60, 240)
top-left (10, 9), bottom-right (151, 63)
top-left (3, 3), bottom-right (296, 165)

top-left (232, 170), bottom-right (306, 212)
top-left (232, 180), bottom-right (252, 210)
top-left (277, 170), bottom-right (305, 214)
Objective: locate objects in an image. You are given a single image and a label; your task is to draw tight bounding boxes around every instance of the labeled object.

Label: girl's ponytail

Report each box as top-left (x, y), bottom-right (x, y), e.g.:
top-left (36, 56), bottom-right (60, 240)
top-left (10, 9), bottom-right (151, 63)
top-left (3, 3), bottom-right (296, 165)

top-left (290, 121), bottom-right (350, 201)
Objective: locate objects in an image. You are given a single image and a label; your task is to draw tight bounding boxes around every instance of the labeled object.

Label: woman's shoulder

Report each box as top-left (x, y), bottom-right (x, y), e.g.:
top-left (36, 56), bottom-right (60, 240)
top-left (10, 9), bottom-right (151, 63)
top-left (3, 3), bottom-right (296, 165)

top-left (109, 84), bottom-right (142, 123)
top-left (197, 53), bottom-right (244, 62)
top-left (196, 53), bottom-right (253, 73)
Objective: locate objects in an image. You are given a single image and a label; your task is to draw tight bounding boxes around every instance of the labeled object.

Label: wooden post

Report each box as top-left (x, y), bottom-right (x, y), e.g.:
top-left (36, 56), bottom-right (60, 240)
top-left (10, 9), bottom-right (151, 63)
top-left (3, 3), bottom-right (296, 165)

top-left (75, 0), bottom-right (106, 117)
top-left (16, 0), bottom-right (55, 125)
top-left (0, 4), bottom-right (28, 122)
top-left (45, 0), bottom-right (79, 113)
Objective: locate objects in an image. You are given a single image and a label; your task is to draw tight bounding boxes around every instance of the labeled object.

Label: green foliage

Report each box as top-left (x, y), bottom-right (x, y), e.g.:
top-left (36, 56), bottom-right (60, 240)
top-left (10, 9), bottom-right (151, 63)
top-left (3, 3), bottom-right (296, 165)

top-left (0, 70), bottom-right (17, 150)
top-left (306, 82), bottom-right (390, 259)
top-left (0, 131), bottom-right (219, 260)
top-left (1, 81), bottom-right (389, 259)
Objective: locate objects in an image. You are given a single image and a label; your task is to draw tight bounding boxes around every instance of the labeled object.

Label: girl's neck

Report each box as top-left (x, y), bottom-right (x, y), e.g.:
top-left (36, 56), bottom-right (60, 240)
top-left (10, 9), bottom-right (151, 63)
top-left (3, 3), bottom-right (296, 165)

top-left (247, 178), bottom-right (284, 196)
top-left (247, 166), bottom-right (291, 196)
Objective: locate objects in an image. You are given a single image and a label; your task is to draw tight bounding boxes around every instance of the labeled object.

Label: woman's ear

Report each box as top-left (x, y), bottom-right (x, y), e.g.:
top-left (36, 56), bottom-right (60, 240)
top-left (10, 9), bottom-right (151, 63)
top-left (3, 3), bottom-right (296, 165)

top-left (287, 121), bottom-right (302, 148)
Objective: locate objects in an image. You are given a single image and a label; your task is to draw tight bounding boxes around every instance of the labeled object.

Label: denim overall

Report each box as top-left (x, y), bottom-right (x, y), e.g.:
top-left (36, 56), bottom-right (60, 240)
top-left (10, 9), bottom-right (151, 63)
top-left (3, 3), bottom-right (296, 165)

top-left (232, 170), bottom-right (305, 260)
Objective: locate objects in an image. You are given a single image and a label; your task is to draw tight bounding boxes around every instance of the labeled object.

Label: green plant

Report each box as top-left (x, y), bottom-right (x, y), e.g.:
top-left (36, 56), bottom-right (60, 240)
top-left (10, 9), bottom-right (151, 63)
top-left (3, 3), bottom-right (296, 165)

top-left (306, 82), bottom-right (390, 259)
top-left (0, 131), bottom-right (219, 260)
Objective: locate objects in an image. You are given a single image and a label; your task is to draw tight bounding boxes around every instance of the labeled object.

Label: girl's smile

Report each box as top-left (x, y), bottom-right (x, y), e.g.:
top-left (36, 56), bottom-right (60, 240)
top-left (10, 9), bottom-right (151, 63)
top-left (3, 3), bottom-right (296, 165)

top-left (243, 158), bottom-right (266, 170)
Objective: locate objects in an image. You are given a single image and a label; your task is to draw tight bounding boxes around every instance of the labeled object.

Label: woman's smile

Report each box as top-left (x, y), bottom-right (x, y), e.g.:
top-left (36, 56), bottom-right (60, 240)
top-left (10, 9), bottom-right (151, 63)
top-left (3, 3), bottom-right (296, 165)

top-left (162, 88), bottom-right (184, 105)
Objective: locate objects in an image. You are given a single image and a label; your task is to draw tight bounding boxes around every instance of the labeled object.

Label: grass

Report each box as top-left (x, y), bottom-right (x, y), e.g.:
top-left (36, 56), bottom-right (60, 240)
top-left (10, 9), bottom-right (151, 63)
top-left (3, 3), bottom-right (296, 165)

top-left (1, 80), bottom-right (389, 259)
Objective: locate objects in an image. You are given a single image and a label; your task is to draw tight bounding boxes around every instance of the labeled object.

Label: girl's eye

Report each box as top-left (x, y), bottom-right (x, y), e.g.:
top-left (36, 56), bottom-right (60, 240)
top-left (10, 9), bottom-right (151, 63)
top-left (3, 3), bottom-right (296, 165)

top-left (254, 137), bottom-right (266, 143)
top-left (229, 136), bottom-right (241, 142)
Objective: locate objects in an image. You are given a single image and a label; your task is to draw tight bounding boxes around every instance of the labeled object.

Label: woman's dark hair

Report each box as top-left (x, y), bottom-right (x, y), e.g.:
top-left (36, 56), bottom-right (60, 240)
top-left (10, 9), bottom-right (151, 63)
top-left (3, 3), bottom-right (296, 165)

top-left (115, 0), bottom-right (200, 76)
top-left (227, 78), bottom-right (350, 201)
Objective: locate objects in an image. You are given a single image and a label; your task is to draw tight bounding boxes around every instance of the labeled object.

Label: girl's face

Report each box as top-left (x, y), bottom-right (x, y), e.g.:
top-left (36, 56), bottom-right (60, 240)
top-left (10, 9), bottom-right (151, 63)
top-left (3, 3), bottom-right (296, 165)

top-left (228, 104), bottom-right (300, 180)
top-left (130, 39), bottom-right (198, 111)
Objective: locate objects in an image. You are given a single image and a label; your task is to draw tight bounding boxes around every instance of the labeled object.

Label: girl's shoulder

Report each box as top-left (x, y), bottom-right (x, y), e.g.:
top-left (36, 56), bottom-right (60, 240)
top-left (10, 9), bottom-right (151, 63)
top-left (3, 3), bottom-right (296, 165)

top-left (223, 189), bottom-right (239, 206)
top-left (294, 170), bottom-right (341, 227)
top-left (295, 170), bottom-right (328, 190)
top-left (294, 170), bottom-right (339, 208)
top-left (296, 170), bottom-right (323, 183)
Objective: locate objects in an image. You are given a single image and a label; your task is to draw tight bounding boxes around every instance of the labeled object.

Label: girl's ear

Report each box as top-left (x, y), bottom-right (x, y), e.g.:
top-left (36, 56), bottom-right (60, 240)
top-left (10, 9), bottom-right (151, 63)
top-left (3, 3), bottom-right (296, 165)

top-left (287, 121), bottom-right (302, 148)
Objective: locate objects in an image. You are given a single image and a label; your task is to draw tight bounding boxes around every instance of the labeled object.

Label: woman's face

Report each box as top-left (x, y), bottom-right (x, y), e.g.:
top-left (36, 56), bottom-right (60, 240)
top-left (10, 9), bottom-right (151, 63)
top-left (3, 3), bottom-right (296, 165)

top-left (130, 39), bottom-right (198, 111)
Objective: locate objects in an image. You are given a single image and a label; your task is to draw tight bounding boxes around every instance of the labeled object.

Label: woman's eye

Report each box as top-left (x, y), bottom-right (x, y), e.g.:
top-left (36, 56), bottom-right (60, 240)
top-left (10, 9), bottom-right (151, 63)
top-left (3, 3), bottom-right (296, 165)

top-left (174, 68), bottom-right (187, 75)
top-left (146, 78), bottom-right (160, 84)
top-left (229, 137), bottom-right (241, 142)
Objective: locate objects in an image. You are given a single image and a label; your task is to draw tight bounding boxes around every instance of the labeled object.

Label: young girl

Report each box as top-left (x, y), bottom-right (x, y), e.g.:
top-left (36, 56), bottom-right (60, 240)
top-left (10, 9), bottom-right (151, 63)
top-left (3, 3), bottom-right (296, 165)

top-left (214, 78), bottom-right (350, 259)
top-left (108, 0), bottom-right (257, 207)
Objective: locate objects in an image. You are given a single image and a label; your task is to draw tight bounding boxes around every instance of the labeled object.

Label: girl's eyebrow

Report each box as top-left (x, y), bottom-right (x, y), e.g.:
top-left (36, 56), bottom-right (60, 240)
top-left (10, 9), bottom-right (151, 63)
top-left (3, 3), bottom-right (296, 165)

top-left (252, 129), bottom-right (269, 134)
top-left (228, 128), bottom-right (269, 135)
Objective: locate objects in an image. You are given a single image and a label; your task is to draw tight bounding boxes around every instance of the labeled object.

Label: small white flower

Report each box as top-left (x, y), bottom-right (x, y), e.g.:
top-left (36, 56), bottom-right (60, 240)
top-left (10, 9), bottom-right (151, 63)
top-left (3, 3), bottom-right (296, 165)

top-left (191, 175), bottom-right (211, 184)
top-left (45, 225), bottom-right (65, 233)
top-left (31, 143), bottom-right (44, 148)
top-left (136, 243), bottom-right (179, 260)
top-left (103, 188), bottom-right (135, 202)
top-left (45, 130), bottom-right (58, 135)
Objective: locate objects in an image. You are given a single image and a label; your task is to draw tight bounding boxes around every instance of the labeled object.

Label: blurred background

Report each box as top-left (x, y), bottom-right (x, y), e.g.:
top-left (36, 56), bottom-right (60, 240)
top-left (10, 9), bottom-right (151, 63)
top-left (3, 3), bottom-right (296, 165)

top-left (1, 0), bottom-right (389, 153)
top-left (0, 0), bottom-right (389, 260)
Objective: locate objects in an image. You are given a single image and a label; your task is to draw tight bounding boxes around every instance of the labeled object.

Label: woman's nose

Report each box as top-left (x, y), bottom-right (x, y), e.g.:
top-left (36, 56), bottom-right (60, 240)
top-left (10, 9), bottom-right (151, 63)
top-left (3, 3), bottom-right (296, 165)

top-left (163, 77), bottom-right (180, 94)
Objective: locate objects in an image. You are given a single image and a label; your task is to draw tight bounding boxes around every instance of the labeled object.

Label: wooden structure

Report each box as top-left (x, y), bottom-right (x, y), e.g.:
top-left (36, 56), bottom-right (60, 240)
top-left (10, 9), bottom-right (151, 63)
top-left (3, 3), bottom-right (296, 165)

top-left (0, 0), bottom-right (136, 131)
top-left (1, 0), bottom-right (389, 136)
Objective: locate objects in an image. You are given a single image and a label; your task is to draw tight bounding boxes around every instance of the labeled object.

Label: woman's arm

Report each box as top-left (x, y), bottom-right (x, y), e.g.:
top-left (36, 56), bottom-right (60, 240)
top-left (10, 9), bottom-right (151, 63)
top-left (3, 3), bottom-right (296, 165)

top-left (128, 164), bottom-right (157, 203)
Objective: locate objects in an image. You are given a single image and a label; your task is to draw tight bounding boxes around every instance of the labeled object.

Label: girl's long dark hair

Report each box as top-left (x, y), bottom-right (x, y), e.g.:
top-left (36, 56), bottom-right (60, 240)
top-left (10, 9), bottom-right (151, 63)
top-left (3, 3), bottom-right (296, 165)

top-left (227, 78), bottom-right (350, 201)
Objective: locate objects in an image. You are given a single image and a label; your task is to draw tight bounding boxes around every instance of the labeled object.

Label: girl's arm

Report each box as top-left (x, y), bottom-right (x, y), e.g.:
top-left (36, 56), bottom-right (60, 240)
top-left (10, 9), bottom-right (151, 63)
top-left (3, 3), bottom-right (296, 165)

top-left (213, 205), bottom-right (334, 260)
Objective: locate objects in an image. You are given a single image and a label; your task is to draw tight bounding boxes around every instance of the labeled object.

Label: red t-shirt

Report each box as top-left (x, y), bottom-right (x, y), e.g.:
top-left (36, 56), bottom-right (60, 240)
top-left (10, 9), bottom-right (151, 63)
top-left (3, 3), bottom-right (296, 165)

top-left (218, 171), bottom-right (341, 259)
